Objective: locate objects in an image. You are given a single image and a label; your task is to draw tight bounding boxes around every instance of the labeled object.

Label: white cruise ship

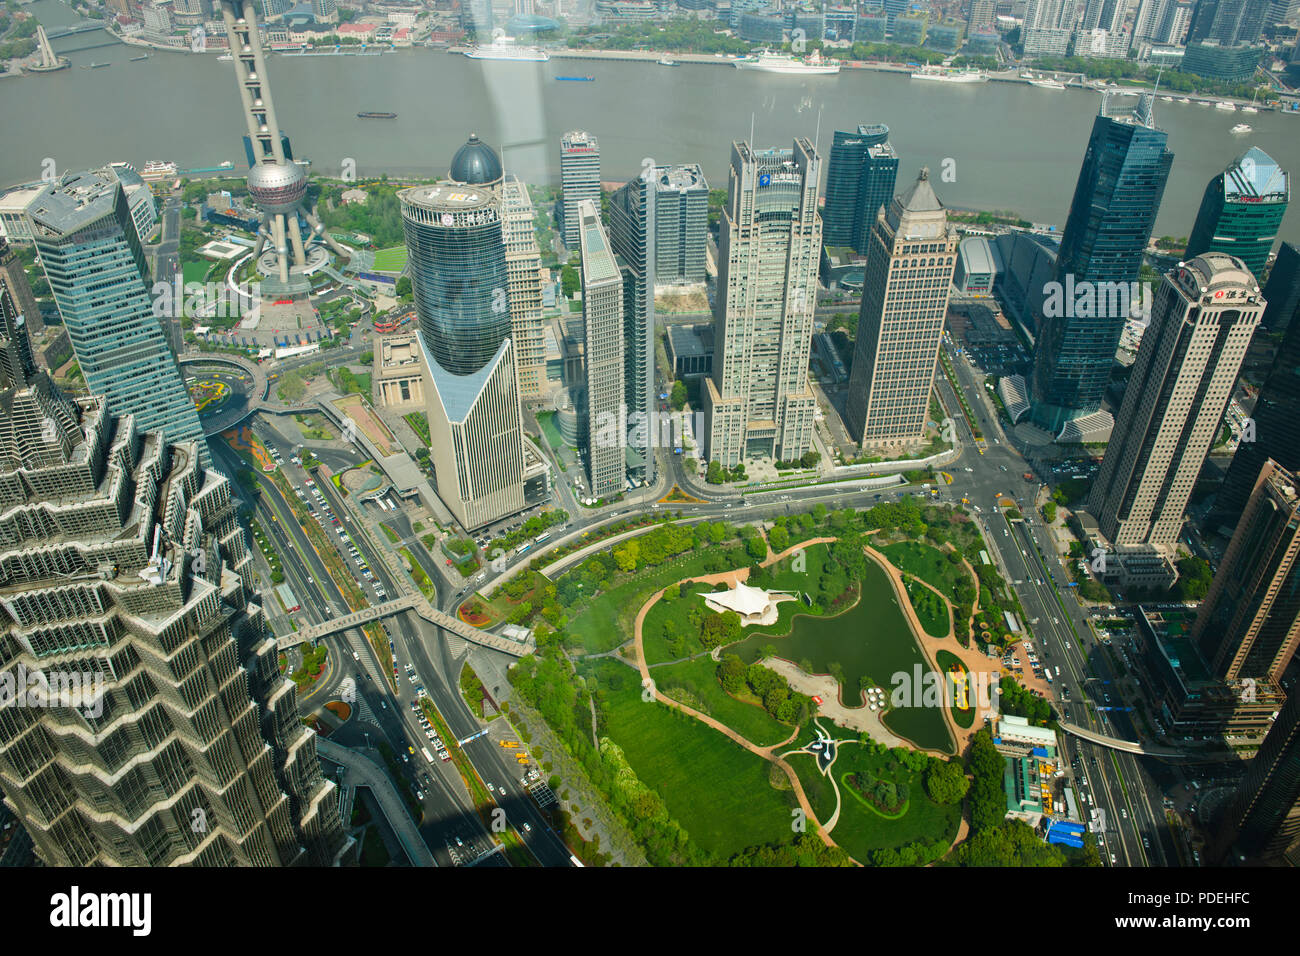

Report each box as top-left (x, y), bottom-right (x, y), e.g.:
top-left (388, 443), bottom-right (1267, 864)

top-left (1215, 101), bottom-right (1237, 111)
top-left (911, 65), bottom-right (987, 83)
top-left (464, 37), bottom-right (549, 62)
top-left (734, 49), bottom-right (840, 74)
top-left (1028, 78), bottom-right (1066, 90)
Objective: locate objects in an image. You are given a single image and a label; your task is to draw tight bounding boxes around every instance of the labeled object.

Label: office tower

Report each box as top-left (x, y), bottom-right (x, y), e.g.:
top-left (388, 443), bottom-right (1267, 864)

top-left (1023, 0), bottom-right (1081, 55)
top-left (650, 164), bottom-right (709, 284)
top-left (0, 343), bottom-right (348, 864)
top-left (844, 168), bottom-right (959, 451)
top-left (1261, 241), bottom-right (1300, 332)
top-left (1202, 0), bottom-right (1269, 41)
top-left (1087, 254), bottom-right (1262, 547)
top-left (501, 176), bottom-right (547, 400)
top-left (1031, 94), bottom-right (1173, 433)
top-left (608, 175), bottom-right (656, 486)
top-left (1212, 307), bottom-right (1300, 528)
top-left (821, 124), bottom-right (899, 254)
top-left (578, 200), bottom-right (626, 499)
top-left (1195, 460), bottom-right (1300, 685)
top-left (106, 163), bottom-right (159, 245)
top-left (0, 238), bottom-right (41, 334)
top-left (25, 169), bottom-right (210, 467)
top-left (1217, 686), bottom-right (1300, 862)
top-left (560, 131), bottom-right (601, 248)
top-left (1135, 0), bottom-right (1168, 38)
top-left (217, 0), bottom-right (346, 294)
top-left (704, 139), bottom-right (821, 468)
top-left (1268, 0), bottom-right (1300, 25)
top-left (401, 136), bottom-right (546, 531)
top-left (1187, 148), bottom-right (1289, 282)
top-left (968, 0), bottom-right (997, 30)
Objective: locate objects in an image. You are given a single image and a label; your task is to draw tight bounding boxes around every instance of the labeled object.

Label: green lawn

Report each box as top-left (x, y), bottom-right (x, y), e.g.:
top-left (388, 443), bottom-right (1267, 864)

top-left (181, 260), bottom-right (211, 285)
top-left (371, 246), bottom-right (408, 272)
top-left (650, 656), bottom-right (793, 748)
top-left (536, 410), bottom-right (568, 450)
top-left (590, 659), bottom-right (797, 859)
top-left (882, 541), bottom-right (966, 594)
top-left (815, 743), bottom-right (961, 862)
top-left (904, 577), bottom-right (950, 637)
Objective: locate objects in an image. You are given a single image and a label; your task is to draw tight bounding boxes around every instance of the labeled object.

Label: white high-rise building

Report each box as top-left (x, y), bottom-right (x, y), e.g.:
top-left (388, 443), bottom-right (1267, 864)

top-left (501, 176), bottom-right (547, 400)
top-left (1023, 0), bottom-right (1080, 54)
top-left (1088, 253), bottom-right (1263, 548)
top-left (844, 168), bottom-right (959, 452)
top-left (704, 139), bottom-right (821, 468)
top-left (577, 200), bottom-right (627, 499)
top-left (560, 131), bottom-right (601, 248)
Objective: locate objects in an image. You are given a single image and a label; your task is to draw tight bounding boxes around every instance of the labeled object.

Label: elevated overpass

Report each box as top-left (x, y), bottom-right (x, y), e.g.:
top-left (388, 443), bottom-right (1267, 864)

top-left (276, 594), bottom-right (533, 657)
top-left (1058, 721), bottom-right (1200, 760)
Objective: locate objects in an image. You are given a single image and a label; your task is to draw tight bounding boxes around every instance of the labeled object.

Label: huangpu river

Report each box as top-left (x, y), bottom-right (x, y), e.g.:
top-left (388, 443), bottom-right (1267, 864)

top-left (5, 0), bottom-right (1300, 243)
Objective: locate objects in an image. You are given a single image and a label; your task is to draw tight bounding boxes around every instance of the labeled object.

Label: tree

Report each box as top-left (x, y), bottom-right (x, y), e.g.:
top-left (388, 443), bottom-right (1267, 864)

top-left (561, 264), bottom-right (580, 298)
top-left (670, 380), bottom-right (687, 410)
top-left (924, 758), bottom-right (970, 805)
top-left (745, 534), bottom-right (767, 562)
top-left (768, 525), bottom-right (790, 553)
top-left (717, 654), bottom-right (747, 694)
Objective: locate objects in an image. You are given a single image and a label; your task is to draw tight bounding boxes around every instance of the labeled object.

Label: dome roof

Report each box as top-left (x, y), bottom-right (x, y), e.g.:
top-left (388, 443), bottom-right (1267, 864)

top-left (450, 133), bottom-right (503, 186)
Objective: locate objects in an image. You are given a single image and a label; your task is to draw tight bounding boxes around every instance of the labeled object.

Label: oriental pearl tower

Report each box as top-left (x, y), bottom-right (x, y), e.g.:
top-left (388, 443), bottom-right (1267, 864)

top-left (217, 0), bottom-right (346, 295)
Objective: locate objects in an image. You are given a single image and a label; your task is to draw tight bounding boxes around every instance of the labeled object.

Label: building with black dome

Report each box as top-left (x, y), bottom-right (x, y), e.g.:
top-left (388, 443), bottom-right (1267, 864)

top-left (450, 133), bottom-right (504, 188)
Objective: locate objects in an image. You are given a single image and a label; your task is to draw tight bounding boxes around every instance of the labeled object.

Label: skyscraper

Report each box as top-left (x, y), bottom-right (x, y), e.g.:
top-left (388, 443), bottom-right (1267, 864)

top-left (649, 164), bottom-right (709, 284)
top-left (1031, 94), bottom-right (1174, 433)
top-left (0, 238), bottom-right (41, 334)
top-left (1086, 254), bottom-right (1262, 548)
top-left (218, 0), bottom-right (346, 293)
top-left (501, 175), bottom-right (547, 400)
top-left (1260, 241), bottom-right (1300, 333)
top-left (704, 139), bottom-right (821, 468)
top-left (844, 168), bottom-right (959, 451)
top-left (26, 169), bottom-right (209, 468)
top-left (608, 174), bottom-right (656, 486)
top-left (1186, 147), bottom-right (1289, 281)
top-left (821, 124), bottom-right (899, 254)
top-left (0, 301), bottom-right (348, 864)
top-left (1194, 459), bottom-right (1300, 686)
top-left (1023, 0), bottom-right (1081, 55)
top-left (401, 136), bottom-right (547, 531)
top-left (560, 131), bottom-right (601, 248)
top-left (1212, 301), bottom-right (1300, 528)
top-left (1216, 682), bottom-right (1300, 862)
top-left (577, 200), bottom-right (626, 500)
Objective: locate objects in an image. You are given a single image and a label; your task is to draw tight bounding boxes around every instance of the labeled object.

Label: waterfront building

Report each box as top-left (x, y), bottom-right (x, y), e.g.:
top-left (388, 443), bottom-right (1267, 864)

top-left (26, 169), bottom-right (209, 467)
top-left (560, 131), bottom-right (601, 248)
top-left (704, 139), bottom-right (820, 468)
top-left (844, 168), bottom-right (959, 452)
top-left (1180, 40), bottom-right (1265, 82)
top-left (1031, 93), bottom-right (1173, 434)
top-left (1023, 0), bottom-right (1080, 55)
top-left (1087, 254), bottom-right (1262, 548)
top-left (577, 200), bottom-right (626, 499)
top-left (1186, 147), bottom-right (1289, 281)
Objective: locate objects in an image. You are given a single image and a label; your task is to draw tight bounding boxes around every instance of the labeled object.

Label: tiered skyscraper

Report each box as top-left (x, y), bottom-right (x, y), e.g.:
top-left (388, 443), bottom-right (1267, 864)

top-left (0, 283), bottom-right (348, 865)
top-left (1031, 94), bottom-right (1174, 434)
top-left (560, 131), bottom-right (601, 248)
top-left (577, 200), bottom-right (626, 500)
top-left (1186, 147), bottom-right (1289, 281)
top-left (218, 0), bottom-right (346, 293)
top-left (400, 135), bottom-right (548, 531)
top-left (821, 124), bottom-right (899, 254)
top-left (26, 169), bottom-right (210, 467)
top-left (845, 168), bottom-right (958, 452)
top-left (1086, 254), bottom-right (1262, 548)
top-left (704, 140), bottom-right (821, 468)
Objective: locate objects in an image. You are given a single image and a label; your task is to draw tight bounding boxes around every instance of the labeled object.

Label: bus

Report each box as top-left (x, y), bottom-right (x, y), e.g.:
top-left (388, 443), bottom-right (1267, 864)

top-left (421, 747), bottom-right (435, 764)
top-left (534, 531), bottom-right (551, 544)
top-left (517, 542), bottom-right (532, 555)
top-left (569, 854), bottom-right (584, 867)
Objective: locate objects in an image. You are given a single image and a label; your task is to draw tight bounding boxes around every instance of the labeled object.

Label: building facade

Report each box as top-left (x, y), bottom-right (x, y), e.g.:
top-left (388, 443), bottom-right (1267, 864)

top-left (1186, 147), bottom-right (1288, 281)
top-left (607, 175), bottom-right (656, 486)
top-left (1031, 94), bottom-right (1174, 432)
top-left (501, 176), bottom-right (548, 400)
top-left (651, 164), bottom-right (710, 285)
top-left (704, 139), bottom-right (821, 468)
top-left (1216, 686), bottom-right (1300, 862)
top-left (821, 124), bottom-right (899, 254)
top-left (577, 200), bottom-right (627, 499)
top-left (560, 131), bottom-right (601, 248)
top-left (844, 168), bottom-right (959, 452)
top-left (1087, 254), bottom-right (1262, 548)
top-left (26, 169), bottom-right (209, 468)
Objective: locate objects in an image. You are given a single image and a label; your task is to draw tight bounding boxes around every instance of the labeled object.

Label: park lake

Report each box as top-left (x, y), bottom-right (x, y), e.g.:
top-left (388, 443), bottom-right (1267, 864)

top-left (732, 557), bottom-right (955, 754)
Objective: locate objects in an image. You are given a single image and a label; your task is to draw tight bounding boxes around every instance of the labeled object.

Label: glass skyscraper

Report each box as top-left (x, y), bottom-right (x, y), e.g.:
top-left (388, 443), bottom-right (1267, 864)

top-left (26, 169), bottom-right (209, 467)
top-left (608, 175), bottom-right (655, 486)
top-left (821, 124), bottom-right (899, 253)
top-left (1031, 94), bottom-right (1174, 432)
top-left (1186, 146), bottom-right (1289, 281)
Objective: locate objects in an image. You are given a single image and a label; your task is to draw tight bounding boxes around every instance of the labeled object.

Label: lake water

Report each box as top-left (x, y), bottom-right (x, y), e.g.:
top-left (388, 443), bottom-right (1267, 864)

top-left (8, 0), bottom-right (1300, 243)
top-left (732, 558), bottom-right (956, 753)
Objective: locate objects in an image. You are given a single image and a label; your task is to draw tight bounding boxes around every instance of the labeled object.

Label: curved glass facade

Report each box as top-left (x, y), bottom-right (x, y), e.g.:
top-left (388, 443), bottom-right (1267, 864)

top-left (401, 187), bottom-right (510, 376)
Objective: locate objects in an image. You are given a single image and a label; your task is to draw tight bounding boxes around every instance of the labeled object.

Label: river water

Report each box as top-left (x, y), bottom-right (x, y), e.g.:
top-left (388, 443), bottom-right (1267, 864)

top-left (6, 0), bottom-right (1300, 242)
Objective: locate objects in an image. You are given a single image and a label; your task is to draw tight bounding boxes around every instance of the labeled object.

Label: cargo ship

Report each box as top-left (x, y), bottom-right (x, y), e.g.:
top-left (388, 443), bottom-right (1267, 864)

top-left (82, 61), bottom-right (111, 70)
top-left (358, 111), bottom-right (397, 119)
top-left (130, 53), bottom-right (149, 62)
top-left (733, 49), bottom-right (839, 75)
top-left (556, 75), bottom-right (594, 81)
